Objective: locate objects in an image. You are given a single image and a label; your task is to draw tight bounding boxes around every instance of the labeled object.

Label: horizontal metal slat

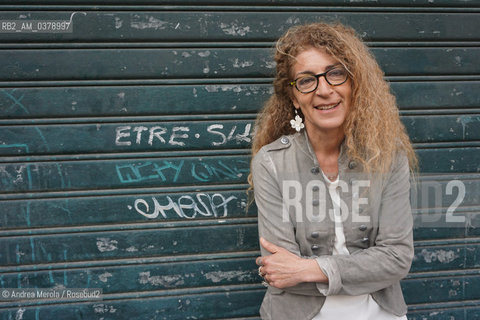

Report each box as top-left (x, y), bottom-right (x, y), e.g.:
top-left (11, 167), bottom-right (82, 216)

top-left (413, 212), bottom-right (480, 240)
top-left (0, 155), bottom-right (250, 193)
top-left (403, 274), bottom-right (480, 304)
top-left (416, 147), bottom-right (480, 173)
top-left (0, 115), bottom-right (478, 156)
top-left (1, 0), bottom-right (480, 7)
top-left (404, 114), bottom-right (480, 142)
top-left (0, 84), bottom-right (271, 118)
top-left (0, 149), bottom-right (478, 194)
top-left (391, 81), bottom-right (480, 110)
top-left (0, 288), bottom-right (265, 319)
top-left (1, 81), bottom-right (479, 119)
top-left (0, 120), bottom-right (254, 155)
top-left (0, 203), bottom-right (478, 238)
top-left (0, 257), bottom-right (261, 294)
top-left (408, 306), bottom-right (480, 320)
top-left (0, 190), bottom-right (254, 230)
top-left (0, 251), bottom-right (259, 273)
top-left (0, 224), bottom-right (259, 266)
top-left (7, 113), bottom-right (480, 150)
top-left (411, 244), bottom-right (480, 272)
top-left (1, 47), bottom-right (479, 81)
top-left (0, 11), bottom-right (478, 42)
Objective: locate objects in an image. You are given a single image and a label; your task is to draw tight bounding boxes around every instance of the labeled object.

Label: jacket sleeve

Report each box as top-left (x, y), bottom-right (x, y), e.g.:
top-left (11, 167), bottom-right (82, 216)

top-left (315, 154), bottom-right (414, 296)
top-left (252, 148), bottom-right (323, 296)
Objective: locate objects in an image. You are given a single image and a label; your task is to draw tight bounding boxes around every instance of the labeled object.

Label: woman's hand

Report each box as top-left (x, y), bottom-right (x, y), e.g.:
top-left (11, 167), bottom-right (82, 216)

top-left (256, 237), bottom-right (328, 289)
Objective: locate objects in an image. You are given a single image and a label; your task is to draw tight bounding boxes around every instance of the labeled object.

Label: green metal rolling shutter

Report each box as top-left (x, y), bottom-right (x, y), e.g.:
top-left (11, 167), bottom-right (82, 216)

top-left (0, 1), bottom-right (479, 319)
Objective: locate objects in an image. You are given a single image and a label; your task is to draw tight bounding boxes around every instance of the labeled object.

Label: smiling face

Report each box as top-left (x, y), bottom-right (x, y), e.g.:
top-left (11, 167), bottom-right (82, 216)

top-left (290, 47), bottom-right (352, 139)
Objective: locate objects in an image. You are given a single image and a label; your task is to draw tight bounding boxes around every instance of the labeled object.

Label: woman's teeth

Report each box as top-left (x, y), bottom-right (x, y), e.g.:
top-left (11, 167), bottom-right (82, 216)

top-left (315, 102), bottom-right (339, 110)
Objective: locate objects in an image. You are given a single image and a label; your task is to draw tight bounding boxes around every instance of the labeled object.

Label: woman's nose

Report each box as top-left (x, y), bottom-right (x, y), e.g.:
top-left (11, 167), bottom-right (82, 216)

top-left (315, 76), bottom-right (334, 96)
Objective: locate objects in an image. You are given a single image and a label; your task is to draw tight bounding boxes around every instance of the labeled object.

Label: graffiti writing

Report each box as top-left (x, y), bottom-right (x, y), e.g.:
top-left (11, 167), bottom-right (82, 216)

top-left (130, 193), bottom-right (238, 219)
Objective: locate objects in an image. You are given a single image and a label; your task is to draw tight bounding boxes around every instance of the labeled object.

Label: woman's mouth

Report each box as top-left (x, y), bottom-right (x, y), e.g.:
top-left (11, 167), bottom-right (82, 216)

top-left (314, 102), bottom-right (340, 111)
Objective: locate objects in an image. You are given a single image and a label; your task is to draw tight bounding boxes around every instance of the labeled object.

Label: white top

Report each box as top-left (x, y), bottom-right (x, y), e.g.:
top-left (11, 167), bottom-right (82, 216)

top-left (312, 172), bottom-right (407, 320)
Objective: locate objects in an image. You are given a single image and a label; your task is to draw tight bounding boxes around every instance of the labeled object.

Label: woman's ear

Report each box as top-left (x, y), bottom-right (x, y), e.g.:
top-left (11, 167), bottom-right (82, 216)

top-left (287, 85), bottom-right (300, 109)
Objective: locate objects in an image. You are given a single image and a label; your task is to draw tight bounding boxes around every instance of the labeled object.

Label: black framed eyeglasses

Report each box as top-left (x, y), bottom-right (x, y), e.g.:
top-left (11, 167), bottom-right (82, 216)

top-left (289, 67), bottom-right (349, 94)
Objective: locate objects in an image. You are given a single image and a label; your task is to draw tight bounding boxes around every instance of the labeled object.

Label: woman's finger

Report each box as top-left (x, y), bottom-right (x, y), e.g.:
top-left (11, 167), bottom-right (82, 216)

top-left (260, 237), bottom-right (281, 254)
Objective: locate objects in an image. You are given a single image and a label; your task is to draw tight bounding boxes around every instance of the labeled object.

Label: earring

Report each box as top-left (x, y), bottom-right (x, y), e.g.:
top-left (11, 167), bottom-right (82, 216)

top-left (290, 109), bottom-right (305, 132)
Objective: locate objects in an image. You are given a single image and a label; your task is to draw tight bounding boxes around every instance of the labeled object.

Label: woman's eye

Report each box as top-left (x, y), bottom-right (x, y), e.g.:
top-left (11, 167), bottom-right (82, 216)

top-left (328, 69), bottom-right (346, 78)
top-left (298, 77), bottom-right (315, 86)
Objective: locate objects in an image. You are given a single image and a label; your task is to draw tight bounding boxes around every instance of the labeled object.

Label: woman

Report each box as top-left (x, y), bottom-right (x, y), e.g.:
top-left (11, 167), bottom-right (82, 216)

top-left (249, 22), bottom-right (417, 320)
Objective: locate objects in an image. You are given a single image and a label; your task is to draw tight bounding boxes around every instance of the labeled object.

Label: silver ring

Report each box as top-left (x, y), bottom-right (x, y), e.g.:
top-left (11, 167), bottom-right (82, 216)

top-left (258, 266), bottom-right (263, 277)
top-left (262, 281), bottom-right (269, 287)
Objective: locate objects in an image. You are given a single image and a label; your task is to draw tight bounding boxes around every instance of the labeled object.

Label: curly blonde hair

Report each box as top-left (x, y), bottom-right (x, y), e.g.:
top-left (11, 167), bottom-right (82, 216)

top-left (249, 22), bottom-right (417, 185)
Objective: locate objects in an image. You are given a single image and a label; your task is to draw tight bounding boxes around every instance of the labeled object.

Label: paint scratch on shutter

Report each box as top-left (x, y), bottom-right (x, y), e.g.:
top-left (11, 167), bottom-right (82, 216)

top-left (417, 249), bottom-right (458, 264)
top-left (138, 271), bottom-right (185, 287)
top-left (96, 238), bottom-right (118, 252)
top-left (204, 270), bottom-right (252, 283)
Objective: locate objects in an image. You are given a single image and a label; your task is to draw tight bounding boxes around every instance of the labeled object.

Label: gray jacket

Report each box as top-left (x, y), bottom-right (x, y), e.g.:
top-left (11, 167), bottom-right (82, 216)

top-left (251, 131), bottom-right (414, 320)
